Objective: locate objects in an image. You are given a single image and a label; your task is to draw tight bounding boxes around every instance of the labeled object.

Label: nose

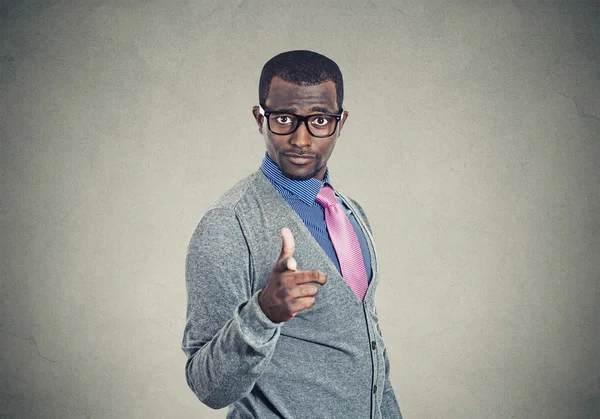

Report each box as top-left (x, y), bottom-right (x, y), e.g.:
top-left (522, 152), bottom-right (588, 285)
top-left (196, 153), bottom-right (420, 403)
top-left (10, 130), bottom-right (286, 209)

top-left (290, 121), bottom-right (312, 149)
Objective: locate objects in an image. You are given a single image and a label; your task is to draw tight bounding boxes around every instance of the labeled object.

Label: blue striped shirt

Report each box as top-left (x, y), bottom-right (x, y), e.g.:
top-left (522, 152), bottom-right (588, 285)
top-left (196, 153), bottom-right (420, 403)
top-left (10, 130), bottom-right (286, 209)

top-left (260, 154), bottom-right (372, 282)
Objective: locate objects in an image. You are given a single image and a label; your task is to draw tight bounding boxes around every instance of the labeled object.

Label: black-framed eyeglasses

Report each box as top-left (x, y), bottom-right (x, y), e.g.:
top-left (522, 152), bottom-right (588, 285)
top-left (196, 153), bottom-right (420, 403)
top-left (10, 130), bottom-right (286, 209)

top-left (259, 105), bottom-right (344, 138)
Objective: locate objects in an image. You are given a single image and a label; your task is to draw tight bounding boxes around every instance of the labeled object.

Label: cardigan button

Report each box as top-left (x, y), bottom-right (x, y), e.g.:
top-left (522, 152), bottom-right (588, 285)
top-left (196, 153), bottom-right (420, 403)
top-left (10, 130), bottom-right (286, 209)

top-left (373, 384), bottom-right (378, 394)
top-left (371, 341), bottom-right (376, 350)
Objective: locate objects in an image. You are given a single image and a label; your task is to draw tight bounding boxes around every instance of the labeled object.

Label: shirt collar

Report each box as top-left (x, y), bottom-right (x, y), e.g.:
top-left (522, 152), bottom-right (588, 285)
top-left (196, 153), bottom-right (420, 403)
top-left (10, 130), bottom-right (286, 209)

top-left (260, 153), bottom-right (332, 205)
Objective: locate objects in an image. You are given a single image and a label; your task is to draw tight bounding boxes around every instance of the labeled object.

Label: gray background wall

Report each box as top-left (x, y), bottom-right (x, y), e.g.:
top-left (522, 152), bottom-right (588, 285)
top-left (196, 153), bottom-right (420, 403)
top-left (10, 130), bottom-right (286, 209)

top-left (1, 0), bottom-right (599, 418)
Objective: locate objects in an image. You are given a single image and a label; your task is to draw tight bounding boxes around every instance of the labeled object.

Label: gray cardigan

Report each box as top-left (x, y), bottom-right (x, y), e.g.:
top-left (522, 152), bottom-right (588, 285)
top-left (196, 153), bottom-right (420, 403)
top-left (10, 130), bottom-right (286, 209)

top-left (182, 170), bottom-right (403, 419)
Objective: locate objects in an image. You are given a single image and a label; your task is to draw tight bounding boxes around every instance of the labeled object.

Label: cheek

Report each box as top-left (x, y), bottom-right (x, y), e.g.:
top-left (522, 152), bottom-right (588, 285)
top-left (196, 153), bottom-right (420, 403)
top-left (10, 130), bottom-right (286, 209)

top-left (266, 133), bottom-right (289, 149)
top-left (264, 135), bottom-right (286, 157)
top-left (321, 139), bottom-right (338, 158)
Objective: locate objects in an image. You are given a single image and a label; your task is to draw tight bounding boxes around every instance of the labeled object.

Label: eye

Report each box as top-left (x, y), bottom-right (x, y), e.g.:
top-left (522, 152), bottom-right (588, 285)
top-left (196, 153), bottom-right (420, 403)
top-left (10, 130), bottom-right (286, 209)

top-left (275, 115), bottom-right (294, 125)
top-left (311, 115), bottom-right (332, 127)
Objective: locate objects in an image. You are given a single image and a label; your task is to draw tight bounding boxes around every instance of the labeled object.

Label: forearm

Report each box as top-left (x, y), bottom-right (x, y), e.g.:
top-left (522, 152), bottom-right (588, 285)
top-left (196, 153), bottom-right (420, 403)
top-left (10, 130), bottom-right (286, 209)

top-left (183, 208), bottom-right (282, 409)
top-left (184, 292), bottom-right (282, 409)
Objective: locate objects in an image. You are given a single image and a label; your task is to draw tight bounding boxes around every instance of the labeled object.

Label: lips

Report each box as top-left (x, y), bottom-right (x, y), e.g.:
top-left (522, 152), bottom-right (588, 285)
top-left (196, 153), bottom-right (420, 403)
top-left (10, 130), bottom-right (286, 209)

top-left (283, 152), bottom-right (315, 165)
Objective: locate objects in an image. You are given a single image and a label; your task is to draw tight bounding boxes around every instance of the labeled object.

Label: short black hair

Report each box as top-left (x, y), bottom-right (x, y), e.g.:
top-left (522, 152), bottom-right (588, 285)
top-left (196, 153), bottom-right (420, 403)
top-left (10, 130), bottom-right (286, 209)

top-left (259, 50), bottom-right (344, 111)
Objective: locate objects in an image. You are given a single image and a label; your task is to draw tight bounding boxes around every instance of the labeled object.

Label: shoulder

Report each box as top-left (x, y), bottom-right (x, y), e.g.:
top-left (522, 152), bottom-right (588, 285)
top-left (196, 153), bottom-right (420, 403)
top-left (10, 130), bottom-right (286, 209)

top-left (204, 171), bottom-right (263, 213)
top-left (188, 171), bottom-right (265, 252)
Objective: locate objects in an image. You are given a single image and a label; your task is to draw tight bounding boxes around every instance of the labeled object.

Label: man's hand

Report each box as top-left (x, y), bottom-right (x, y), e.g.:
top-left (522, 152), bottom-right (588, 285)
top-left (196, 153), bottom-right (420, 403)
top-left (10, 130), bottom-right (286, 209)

top-left (258, 228), bottom-right (327, 322)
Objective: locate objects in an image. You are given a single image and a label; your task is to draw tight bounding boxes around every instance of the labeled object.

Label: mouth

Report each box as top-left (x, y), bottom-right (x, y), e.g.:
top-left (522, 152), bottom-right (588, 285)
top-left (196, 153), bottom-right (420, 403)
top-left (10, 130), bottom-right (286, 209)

top-left (282, 152), bottom-right (315, 165)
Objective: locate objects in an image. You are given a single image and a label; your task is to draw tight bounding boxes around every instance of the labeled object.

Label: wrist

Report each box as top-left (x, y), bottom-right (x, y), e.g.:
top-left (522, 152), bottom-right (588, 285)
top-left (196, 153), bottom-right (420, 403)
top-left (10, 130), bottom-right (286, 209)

top-left (236, 291), bottom-right (283, 345)
top-left (258, 290), bottom-right (275, 322)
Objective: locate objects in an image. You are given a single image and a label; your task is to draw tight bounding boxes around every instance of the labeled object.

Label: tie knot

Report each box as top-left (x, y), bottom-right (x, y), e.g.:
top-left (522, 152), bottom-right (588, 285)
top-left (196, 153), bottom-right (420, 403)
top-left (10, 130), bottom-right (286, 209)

top-left (315, 185), bottom-right (338, 208)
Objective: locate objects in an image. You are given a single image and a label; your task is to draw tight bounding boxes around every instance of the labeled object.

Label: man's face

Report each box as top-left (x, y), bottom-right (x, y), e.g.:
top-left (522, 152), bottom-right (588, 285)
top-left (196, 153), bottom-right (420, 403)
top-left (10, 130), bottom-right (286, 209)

top-left (252, 77), bottom-right (348, 181)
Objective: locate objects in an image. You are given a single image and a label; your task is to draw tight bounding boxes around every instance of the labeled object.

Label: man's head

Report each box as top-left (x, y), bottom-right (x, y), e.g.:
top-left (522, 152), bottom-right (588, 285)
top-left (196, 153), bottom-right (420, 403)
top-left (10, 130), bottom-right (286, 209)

top-left (258, 50), bottom-right (344, 111)
top-left (252, 50), bottom-right (348, 181)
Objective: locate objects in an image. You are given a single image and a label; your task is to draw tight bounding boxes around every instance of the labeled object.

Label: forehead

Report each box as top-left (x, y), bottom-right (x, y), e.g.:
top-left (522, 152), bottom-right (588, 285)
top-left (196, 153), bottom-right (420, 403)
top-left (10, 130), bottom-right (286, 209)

top-left (265, 77), bottom-right (337, 112)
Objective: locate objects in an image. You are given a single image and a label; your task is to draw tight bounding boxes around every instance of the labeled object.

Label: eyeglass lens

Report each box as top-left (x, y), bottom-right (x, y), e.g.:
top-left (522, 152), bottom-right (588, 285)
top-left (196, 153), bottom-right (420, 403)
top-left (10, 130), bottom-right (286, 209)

top-left (267, 114), bottom-right (338, 137)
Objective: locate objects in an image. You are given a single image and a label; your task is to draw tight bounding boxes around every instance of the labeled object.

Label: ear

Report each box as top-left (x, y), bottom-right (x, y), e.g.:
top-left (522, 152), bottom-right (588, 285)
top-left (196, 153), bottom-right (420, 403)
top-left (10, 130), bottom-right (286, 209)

top-left (252, 106), bottom-right (264, 134)
top-left (338, 110), bottom-right (349, 136)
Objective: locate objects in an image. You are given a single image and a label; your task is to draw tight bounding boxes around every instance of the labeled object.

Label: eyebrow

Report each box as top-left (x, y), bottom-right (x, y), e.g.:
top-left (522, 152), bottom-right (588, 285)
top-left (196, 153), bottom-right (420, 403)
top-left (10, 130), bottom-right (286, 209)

top-left (310, 106), bottom-right (334, 113)
top-left (271, 107), bottom-right (298, 114)
top-left (270, 106), bottom-right (336, 114)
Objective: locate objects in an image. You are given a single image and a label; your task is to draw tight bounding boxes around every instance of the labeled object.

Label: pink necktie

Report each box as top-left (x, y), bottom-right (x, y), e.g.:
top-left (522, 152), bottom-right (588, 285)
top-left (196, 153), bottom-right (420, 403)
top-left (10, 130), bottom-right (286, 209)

top-left (315, 185), bottom-right (369, 301)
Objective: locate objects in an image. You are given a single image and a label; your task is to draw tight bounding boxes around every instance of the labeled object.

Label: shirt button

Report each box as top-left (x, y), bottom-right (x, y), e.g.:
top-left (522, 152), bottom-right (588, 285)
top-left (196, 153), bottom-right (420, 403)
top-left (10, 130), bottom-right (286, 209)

top-left (371, 341), bottom-right (376, 350)
top-left (373, 384), bottom-right (378, 394)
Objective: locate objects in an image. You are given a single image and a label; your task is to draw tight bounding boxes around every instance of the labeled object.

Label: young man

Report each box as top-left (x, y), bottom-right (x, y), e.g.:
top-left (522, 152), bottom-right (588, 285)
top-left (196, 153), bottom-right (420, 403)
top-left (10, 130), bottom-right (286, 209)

top-left (182, 50), bottom-right (403, 418)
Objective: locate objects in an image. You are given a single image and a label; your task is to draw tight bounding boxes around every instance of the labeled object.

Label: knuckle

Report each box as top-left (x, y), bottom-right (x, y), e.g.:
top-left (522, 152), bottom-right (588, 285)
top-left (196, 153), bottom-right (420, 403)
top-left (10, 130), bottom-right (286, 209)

top-left (279, 276), bottom-right (291, 287)
top-left (277, 286), bottom-right (291, 300)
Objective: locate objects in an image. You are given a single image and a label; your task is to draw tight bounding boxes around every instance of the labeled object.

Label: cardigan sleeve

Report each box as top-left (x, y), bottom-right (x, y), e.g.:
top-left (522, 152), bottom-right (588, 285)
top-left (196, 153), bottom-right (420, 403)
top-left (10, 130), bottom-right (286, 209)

top-left (181, 208), bottom-right (283, 409)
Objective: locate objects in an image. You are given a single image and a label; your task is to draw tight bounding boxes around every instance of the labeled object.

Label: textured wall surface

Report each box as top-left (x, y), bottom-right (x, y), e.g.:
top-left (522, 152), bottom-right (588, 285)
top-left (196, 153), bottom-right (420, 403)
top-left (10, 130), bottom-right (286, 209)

top-left (1, 1), bottom-right (599, 418)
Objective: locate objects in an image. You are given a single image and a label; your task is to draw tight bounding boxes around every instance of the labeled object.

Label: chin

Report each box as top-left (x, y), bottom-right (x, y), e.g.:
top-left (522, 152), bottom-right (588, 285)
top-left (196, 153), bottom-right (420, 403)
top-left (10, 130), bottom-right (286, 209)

top-left (282, 170), bottom-right (315, 181)
top-left (278, 157), bottom-right (324, 181)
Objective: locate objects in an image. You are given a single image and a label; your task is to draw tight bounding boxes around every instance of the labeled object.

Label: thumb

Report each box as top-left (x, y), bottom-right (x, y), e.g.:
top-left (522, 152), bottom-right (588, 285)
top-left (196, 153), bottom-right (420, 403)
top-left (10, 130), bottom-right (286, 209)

top-left (276, 227), bottom-right (297, 271)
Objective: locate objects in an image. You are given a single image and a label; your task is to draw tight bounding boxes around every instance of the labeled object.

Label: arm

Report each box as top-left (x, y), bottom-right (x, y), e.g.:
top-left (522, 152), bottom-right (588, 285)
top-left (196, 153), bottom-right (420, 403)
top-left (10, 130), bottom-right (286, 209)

top-left (182, 208), bottom-right (282, 409)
